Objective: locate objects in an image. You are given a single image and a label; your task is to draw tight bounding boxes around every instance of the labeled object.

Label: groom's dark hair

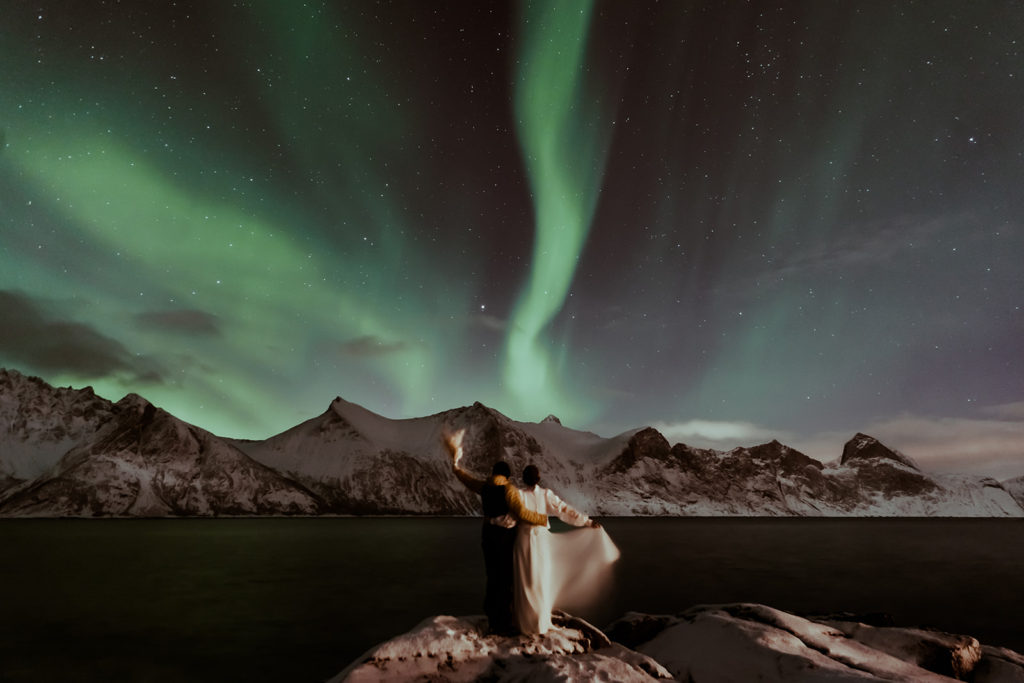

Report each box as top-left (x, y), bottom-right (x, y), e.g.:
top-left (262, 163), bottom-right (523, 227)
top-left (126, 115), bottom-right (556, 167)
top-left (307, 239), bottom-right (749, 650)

top-left (523, 465), bottom-right (540, 487)
top-left (491, 461), bottom-right (511, 477)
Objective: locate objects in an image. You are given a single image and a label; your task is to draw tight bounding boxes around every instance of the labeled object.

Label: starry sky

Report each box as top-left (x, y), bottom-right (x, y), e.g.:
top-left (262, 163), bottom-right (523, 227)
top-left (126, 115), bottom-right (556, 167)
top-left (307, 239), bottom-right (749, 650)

top-left (2, 1), bottom-right (1022, 477)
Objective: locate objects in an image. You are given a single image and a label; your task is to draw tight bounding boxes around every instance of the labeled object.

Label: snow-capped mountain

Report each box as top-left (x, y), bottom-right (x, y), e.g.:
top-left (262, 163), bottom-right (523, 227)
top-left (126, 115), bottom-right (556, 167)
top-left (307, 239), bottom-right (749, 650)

top-left (0, 368), bottom-right (117, 483)
top-left (1, 367), bottom-right (1022, 517)
top-left (0, 369), bottom-right (319, 516)
top-left (230, 397), bottom-right (477, 514)
top-left (230, 399), bottom-right (634, 515)
top-left (231, 396), bottom-right (1022, 517)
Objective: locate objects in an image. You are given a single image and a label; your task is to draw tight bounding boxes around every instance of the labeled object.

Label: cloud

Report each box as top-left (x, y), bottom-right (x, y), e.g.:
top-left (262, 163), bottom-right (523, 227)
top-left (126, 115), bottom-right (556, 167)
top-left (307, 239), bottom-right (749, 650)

top-left (757, 213), bottom-right (960, 287)
top-left (337, 335), bottom-right (410, 357)
top-left (651, 405), bottom-right (1024, 481)
top-left (135, 309), bottom-right (221, 336)
top-left (980, 402), bottom-right (1024, 420)
top-left (0, 289), bottom-right (162, 382)
top-left (787, 406), bottom-right (1024, 481)
top-left (649, 418), bottom-right (789, 450)
top-left (473, 313), bottom-right (508, 332)
top-left (856, 411), bottom-right (1024, 481)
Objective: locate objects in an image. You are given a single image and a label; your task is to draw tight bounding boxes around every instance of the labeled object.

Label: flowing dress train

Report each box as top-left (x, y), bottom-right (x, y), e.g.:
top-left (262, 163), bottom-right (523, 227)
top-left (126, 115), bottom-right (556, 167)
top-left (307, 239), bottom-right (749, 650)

top-left (513, 486), bottom-right (620, 635)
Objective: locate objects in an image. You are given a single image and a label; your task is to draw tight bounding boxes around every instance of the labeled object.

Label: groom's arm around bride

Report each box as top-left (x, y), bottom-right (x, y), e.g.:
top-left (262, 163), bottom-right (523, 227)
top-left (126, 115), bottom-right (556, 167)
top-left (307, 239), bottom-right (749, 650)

top-left (444, 429), bottom-right (548, 527)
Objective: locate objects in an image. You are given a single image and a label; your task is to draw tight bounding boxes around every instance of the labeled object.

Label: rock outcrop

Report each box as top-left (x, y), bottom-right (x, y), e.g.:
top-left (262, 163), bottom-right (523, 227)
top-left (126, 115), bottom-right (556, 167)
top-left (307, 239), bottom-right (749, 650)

top-left (331, 612), bottom-right (671, 682)
top-left (335, 604), bottom-right (1024, 682)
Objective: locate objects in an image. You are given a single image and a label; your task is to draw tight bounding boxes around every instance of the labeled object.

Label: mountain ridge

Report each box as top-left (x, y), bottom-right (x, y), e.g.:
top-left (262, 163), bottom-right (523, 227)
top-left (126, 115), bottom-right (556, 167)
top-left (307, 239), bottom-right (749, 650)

top-left (1, 367), bottom-right (1021, 517)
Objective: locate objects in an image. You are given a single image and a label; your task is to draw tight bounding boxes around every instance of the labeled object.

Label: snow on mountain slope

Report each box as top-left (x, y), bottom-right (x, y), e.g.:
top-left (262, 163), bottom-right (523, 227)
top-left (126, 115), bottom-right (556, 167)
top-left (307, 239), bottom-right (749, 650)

top-left (512, 417), bottom-right (639, 511)
top-left (3, 368), bottom-right (1022, 517)
top-left (232, 399), bottom-right (603, 514)
top-left (231, 397), bottom-right (469, 514)
top-left (818, 436), bottom-right (1024, 516)
top-left (236, 396), bottom-right (446, 480)
top-left (235, 397), bottom-right (1024, 517)
top-left (515, 415), bottom-right (639, 469)
top-left (0, 368), bottom-right (116, 483)
top-left (0, 394), bottom-right (321, 517)
top-left (924, 474), bottom-right (1024, 516)
top-left (1002, 475), bottom-right (1024, 508)
top-left (440, 402), bottom-right (607, 513)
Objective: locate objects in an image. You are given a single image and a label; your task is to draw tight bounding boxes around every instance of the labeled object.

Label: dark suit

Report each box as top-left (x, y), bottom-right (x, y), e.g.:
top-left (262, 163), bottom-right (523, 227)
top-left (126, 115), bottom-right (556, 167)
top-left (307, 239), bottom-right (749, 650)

top-left (480, 481), bottom-right (518, 633)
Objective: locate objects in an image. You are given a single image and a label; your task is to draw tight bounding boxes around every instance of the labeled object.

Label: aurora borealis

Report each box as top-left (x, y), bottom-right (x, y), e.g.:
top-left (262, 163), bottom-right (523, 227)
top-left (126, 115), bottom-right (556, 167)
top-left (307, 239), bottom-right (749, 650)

top-left (2, 1), bottom-right (1022, 476)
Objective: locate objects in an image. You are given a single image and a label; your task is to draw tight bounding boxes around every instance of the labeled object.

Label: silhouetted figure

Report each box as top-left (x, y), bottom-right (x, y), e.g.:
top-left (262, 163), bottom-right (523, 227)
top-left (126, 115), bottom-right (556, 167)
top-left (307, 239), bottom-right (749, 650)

top-left (445, 430), bottom-right (547, 635)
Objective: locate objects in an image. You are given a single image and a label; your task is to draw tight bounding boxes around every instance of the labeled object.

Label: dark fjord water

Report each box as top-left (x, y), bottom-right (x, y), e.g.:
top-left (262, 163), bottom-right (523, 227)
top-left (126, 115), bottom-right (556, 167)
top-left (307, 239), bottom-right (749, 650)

top-left (1, 518), bottom-right (1021, 682)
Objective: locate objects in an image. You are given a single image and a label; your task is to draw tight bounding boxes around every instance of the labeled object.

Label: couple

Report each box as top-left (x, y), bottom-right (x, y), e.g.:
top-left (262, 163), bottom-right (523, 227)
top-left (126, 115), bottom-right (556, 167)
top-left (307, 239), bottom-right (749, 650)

top-left (444, 428), bottom-right (619, 636)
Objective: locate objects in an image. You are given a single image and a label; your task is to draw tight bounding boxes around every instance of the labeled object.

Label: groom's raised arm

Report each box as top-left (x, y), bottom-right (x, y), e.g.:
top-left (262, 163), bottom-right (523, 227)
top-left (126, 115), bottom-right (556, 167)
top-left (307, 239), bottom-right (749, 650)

top-left (504, 485), bottom-right (548, 526)
top-left (452, 462), bottom-right (485, 495)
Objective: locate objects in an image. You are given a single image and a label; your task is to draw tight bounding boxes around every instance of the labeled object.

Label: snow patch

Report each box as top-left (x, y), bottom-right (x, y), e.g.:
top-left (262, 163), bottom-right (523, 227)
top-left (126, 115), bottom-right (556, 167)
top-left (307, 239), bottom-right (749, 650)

top-left (331, 614), bottom-right (670, 682)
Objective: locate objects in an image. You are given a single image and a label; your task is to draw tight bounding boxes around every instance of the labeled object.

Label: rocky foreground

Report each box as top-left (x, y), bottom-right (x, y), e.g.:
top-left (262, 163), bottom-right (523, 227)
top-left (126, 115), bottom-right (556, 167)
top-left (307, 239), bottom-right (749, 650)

top-left (332, 604), bottom-right (1024, 682)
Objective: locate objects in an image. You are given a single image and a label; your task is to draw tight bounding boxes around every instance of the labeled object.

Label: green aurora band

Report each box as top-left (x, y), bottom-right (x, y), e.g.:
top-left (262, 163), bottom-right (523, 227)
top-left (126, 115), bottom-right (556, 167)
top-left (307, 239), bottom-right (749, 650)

top-left (1, 2), bottom-right (1020, 457)
top-left (0, 3), bottom-right (475, 436)
top-left (505, 0), bottom-right (612, 421)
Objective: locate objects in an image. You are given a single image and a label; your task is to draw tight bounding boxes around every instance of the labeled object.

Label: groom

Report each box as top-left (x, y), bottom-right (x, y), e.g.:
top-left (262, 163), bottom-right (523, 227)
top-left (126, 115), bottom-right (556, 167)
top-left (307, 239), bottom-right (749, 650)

top-left (445, 429), bottom-right (547, 636)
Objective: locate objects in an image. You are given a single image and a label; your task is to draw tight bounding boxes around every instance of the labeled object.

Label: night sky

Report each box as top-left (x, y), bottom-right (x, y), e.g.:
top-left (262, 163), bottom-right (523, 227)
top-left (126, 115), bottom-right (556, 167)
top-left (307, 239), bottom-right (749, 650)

top-left (2, 1), bottom-right (1022, 477)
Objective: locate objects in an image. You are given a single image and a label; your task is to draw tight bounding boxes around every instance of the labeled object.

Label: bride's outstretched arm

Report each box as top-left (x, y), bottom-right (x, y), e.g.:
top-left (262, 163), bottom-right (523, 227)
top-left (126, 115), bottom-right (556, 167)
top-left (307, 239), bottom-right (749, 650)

top-left (545, 489), bottom-right (597, 527)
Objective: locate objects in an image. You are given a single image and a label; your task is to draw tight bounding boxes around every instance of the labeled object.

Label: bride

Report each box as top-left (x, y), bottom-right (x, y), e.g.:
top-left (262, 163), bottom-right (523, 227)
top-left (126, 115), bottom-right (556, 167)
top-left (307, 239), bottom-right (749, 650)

top-left (512, 464), bottom-right (613, 635)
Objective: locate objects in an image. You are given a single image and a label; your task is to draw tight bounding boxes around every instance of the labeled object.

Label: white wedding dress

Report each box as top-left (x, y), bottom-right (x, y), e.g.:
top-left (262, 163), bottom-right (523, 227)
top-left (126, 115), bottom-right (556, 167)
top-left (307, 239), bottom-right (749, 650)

top-left (512, 485), bottom-right (621, 634)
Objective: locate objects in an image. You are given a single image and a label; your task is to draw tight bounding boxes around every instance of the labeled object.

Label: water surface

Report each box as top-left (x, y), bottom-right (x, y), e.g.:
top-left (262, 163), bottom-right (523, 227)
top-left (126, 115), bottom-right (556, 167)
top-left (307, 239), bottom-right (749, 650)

top-left (0, 518), bottom-right (1020, 682)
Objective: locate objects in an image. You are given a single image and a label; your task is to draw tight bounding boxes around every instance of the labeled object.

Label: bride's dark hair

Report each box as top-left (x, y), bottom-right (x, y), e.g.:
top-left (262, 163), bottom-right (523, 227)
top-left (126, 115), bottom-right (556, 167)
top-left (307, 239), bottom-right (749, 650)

top-left (523, 465), bottom-right (540, 487)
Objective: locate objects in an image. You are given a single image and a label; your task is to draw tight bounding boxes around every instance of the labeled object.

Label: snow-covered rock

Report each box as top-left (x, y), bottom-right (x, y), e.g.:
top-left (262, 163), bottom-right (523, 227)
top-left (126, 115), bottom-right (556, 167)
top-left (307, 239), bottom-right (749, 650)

top-left (605, 603), bottom-right (1024, 682)
top-left (334, 605), bottom-right (1024, 682)
top-left (330, 612), bottom-right (671, 682)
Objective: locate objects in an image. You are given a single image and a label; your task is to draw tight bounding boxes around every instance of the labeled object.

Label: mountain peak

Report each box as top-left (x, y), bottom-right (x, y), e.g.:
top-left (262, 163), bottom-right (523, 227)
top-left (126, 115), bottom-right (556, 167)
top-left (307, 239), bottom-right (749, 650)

top-left (464, 401), bottom-right (503, 422)
top-left (541, 414), bottom-right (561, 425)
top-left (0, 366), bottom-right (25, 380)
top-left (328, 396), bottom-right (364, 416)
top-left (840, 433), bottom-right (919, 470)
top-left (117, 393), bottom-right (152, 411)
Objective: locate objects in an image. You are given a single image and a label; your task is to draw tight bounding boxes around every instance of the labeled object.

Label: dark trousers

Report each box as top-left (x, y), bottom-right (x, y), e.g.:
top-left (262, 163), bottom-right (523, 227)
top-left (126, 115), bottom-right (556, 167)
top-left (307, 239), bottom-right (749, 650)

top-left (481, 523), bottom-right (517, 634)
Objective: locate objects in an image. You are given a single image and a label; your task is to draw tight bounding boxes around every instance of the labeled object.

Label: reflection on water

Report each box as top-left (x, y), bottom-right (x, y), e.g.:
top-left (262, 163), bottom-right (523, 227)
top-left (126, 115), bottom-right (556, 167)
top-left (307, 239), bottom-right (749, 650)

top-left (0, 518), bottom-right (1020, 682)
